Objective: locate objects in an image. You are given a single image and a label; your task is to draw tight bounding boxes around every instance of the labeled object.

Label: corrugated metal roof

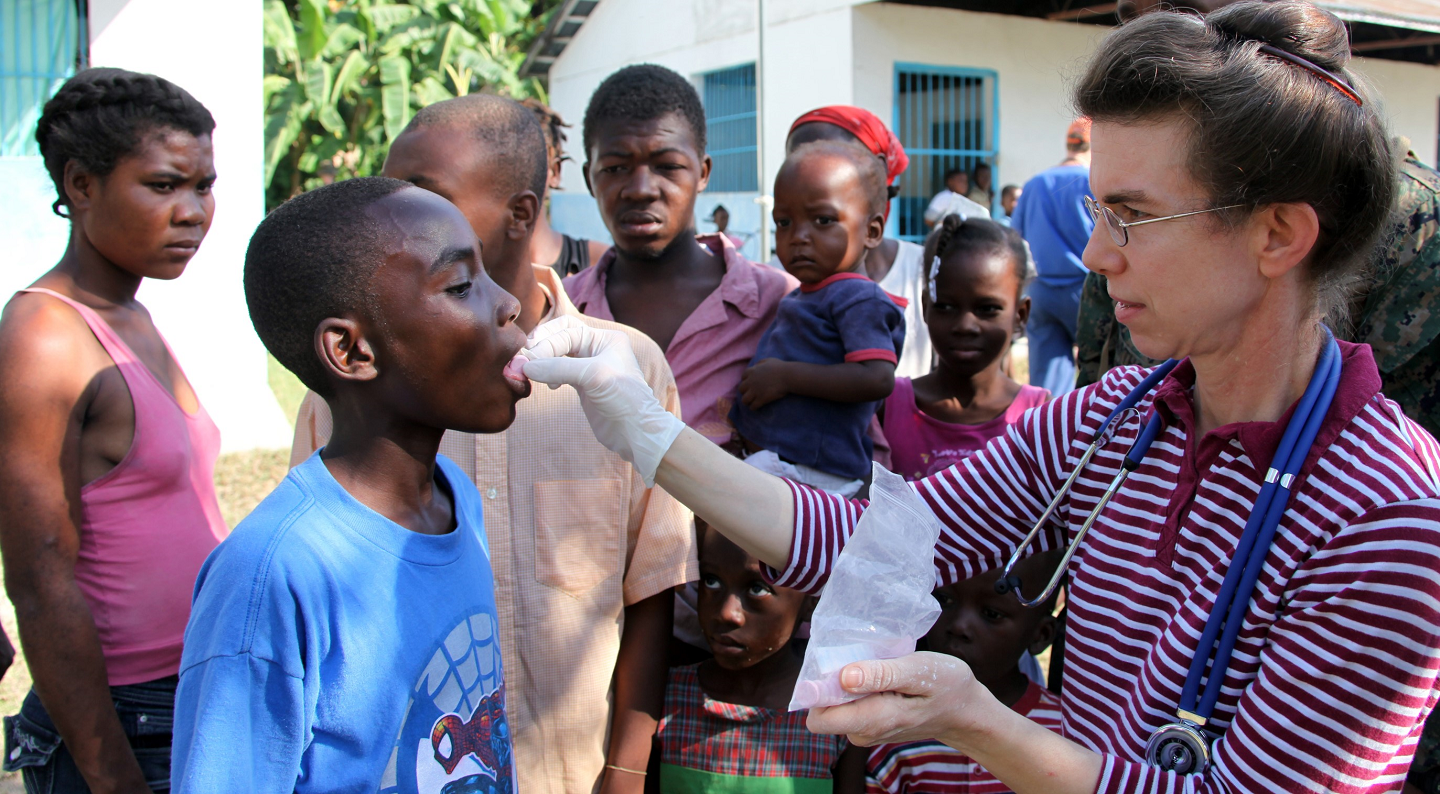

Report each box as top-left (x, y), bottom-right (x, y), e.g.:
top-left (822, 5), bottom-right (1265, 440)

top-left (518, 0), bottom-right (1440, 81)
top-left (1320, 0), bottom-right (1440, 34)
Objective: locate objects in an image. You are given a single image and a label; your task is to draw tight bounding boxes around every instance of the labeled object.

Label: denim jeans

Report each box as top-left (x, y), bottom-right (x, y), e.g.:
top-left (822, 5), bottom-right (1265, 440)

top-left (1026, 278), bottom-right (1084, 397)
top-left (3, 675), bottom-right (176, 793)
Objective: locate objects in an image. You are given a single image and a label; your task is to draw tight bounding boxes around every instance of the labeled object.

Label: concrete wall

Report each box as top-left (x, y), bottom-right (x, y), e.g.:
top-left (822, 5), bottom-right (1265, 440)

top-left (1352, 55), bottom-right (1440, 163)
top-left (853, 4), bottom-right (1106, 194)
top-left (87, 0), bottom-right (290, 450)
top-left (4, 0), bottom-right (290, 451)
top-left (545, 0), bottom-right (863, 258)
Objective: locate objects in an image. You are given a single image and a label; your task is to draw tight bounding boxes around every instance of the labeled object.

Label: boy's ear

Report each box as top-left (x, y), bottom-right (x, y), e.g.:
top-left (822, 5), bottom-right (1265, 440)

top-left (582, 161), bottom-right (595, 197)
top-left (1027, 612), bottom-right (1058, 657)
top-left (508, 190), bottom-right (540, 240)
top-left (316, 317), bottom-right (379, 385)
top-left (697, 153), bottom-right (713, 194)
top-left (864, 211), bottom-right (886, 250)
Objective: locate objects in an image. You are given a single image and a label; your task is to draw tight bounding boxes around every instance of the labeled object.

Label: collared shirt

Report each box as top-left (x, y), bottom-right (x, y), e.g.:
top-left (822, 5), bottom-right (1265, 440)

top-left (564, 233), bottom-right (797, 444)
top-left (776, 342), bottom-right (1440, 793)
top-left (1077, 152), bottom-right (1440, 442)
top-left (290, 265), bottom-right (696, 794)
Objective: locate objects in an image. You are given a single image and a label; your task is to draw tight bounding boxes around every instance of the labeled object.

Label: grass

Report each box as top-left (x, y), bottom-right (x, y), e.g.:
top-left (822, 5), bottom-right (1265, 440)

top-left (0, 447), bottom-right (292, 792)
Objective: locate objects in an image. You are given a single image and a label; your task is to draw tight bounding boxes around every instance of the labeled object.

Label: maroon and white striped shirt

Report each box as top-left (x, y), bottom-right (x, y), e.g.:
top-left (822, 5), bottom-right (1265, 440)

top-left (867, 681), bottom-right (1065, 793)
top-left (772, 342), bottom-right (1440, 793)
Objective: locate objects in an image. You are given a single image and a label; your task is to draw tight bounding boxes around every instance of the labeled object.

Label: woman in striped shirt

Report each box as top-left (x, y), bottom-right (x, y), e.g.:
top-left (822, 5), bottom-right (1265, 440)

top-left (522, 2), bottom-right (1440, 792)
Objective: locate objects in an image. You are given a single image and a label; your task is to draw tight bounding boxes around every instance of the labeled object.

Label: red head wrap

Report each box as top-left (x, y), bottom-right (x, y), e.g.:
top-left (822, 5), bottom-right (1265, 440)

top-left (789, 105), bottom-right (909, 186)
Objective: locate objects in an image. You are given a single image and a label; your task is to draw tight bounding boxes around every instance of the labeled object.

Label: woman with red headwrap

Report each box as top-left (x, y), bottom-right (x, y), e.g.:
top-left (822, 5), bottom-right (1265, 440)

top-left (786, 106), bottom-right (931, 379)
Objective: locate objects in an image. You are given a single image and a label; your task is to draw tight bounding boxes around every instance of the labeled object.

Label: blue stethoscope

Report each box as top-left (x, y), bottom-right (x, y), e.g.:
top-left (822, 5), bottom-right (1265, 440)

top-left (997, 329), bottom-right (1343, 775)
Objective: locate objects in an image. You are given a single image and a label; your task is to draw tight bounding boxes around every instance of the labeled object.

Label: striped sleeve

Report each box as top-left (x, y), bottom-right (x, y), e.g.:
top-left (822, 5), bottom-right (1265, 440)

top-left (769, 377), bottom-right (1117, 594)
top-left (1094, 500), bottom-right (1440, 794)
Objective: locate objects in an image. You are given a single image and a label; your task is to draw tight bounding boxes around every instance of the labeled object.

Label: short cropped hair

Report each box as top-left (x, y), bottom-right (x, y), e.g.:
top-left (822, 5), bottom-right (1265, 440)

top-left (784, 139), bottom-right (888, 218)
top-left (405, 94), bottom-right (548, 199)
top-left (583, 64), bottom-right (707, 157)
top-left (244, 177), bottom-right (412, 397)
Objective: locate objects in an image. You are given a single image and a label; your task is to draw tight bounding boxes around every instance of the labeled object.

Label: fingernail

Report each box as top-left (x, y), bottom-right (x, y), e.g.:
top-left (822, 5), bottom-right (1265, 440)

top-left (841, 666), bottom-right (864, 690)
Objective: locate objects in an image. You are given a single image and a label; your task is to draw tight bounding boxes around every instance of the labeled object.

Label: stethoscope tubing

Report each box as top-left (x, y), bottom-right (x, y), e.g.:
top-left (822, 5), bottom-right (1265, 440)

top-left (1001, 359), bottom-right (1181, 607)
top-left (1185, 334), bottom-right (1342, 720)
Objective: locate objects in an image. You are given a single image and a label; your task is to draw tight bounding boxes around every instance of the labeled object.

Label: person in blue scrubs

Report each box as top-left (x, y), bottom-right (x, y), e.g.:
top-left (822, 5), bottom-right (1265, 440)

top-left (1011, 120), bottom-right (1096, 396)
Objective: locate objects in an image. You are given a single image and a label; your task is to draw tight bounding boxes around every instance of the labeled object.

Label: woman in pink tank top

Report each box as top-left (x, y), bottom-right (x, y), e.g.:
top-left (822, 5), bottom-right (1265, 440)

top-left (882, 217), bottom-right (1049, 482)
top-left (0, 69), bottom-right (225, 793)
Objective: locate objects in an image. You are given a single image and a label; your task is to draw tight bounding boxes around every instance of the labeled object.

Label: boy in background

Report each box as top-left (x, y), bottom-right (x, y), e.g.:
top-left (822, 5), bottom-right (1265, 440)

top-left (173, 177), bottom-right (531, 791)
top-left (289, 95), bottom-right (694, 794)
top-left (657, 524), bottom-right (866, 792)
top-left (865, 553), bottom-right (1064, 794)
top-left (564, 63), bottom-right (796, 446)
top-left (730, 140), bottom-right (905, 497)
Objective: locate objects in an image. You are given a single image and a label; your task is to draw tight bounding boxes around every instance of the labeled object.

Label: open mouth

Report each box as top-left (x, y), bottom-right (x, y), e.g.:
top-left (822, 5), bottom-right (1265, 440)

top-left (502, 353), bottom-right (530, 396)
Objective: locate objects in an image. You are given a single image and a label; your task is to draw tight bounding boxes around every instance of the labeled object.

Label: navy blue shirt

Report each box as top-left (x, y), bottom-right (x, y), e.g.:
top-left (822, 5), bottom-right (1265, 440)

top-left (731, 273), bottom-right (906, 480)
top-left (1012, 164), bottom-right (1094, 288)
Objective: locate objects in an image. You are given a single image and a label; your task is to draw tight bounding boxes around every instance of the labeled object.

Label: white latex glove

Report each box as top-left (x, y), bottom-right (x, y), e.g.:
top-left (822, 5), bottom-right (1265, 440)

top-left (522, 316), bottom-right (686, 487)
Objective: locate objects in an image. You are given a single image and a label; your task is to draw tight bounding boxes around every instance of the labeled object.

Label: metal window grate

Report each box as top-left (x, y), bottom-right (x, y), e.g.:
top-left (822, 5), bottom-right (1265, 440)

top-left (702, 63), bottom-right (757, 193)
top-left (893, 63), bottom-right (999, 243)
top-left (2, 0), bottom-right (85, 157)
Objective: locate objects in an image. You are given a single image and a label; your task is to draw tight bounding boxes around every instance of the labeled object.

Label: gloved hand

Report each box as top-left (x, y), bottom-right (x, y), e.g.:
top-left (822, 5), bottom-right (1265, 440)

top-left (522, 316), bottom-right (686, 487)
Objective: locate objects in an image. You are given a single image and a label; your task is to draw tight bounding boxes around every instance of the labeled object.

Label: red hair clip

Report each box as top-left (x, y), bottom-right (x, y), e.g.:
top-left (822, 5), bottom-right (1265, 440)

top-left (1257, 44), bottom-right (1363, 107)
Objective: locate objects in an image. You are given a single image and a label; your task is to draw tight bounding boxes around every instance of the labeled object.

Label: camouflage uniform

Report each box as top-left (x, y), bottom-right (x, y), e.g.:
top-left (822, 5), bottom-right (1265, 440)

top-left (1074, 150), bottom-right (1440, 440)
top-left (1072, 153), bottom-right (1440, 788)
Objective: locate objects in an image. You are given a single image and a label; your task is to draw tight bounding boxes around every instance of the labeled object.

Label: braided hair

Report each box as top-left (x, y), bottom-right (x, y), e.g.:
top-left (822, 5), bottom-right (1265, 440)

top-left (36, 68), bottom-right (215, 219)
top-left (922, 215), bottom-right (1030, 304)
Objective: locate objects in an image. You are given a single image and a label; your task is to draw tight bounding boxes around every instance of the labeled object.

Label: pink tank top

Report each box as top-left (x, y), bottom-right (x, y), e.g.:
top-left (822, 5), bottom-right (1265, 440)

top-left (882, 377), bottom-right (1050, 482)
top-left (20, 289), bottom-right (226, 685)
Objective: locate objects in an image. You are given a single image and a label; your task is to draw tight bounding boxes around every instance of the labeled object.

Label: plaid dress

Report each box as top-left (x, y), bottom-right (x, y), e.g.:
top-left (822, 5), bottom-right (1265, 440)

top-left (658, 663), bottom-right (848, 793)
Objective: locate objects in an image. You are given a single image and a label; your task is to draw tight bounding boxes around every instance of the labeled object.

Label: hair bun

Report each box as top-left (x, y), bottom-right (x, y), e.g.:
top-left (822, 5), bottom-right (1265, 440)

top-left (1209, 0), bottom-right (1351, 71)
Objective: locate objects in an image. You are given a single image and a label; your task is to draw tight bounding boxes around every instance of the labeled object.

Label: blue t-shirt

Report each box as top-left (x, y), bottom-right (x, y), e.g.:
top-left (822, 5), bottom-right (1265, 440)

top-left (1011, 164), bottom-right (1095, 287)
top-left (731, 273), bottom-right (906, 480)
top-left (172, 453), bottom-right (513, 794)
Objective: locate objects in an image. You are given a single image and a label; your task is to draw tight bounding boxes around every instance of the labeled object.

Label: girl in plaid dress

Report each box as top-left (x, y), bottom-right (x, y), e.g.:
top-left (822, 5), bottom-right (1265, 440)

top-left (658, 524), bottom-right (865, 792)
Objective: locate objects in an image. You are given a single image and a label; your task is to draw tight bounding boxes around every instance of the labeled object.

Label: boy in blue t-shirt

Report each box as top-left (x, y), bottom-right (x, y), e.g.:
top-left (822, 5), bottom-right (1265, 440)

top-left (731, 140), bottom-right (905, 496)
top-left (171, 177), bottom-right (534, 793)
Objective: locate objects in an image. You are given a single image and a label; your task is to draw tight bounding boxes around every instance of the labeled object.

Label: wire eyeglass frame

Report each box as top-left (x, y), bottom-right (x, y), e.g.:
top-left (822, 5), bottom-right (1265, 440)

top-left (1084, 195), bottom-right (1245, 247)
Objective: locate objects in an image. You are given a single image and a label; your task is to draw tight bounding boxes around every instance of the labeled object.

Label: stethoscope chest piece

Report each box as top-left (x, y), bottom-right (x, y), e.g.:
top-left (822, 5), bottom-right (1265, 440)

top-left (1144, 720), bottom-right (1211, 775)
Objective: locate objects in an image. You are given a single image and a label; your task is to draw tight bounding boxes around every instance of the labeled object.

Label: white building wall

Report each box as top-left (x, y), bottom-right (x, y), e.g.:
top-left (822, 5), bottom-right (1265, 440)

top-left (852, 4), bottom-right (1106, 194)
top-left (84, 0), bottom-right (292, 450)
top-left (546, 0), bottom-right (861, 260)
top-left (1353, 56), bottom-right (1440, 162)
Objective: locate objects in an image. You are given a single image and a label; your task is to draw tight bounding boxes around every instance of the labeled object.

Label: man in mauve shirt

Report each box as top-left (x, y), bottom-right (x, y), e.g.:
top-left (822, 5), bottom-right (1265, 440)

top-left (563, 64), bottom-right (796, 448)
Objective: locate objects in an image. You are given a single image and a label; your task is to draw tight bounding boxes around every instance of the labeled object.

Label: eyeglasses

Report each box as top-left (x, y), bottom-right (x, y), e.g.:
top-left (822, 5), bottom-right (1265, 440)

top-left (1083, 195), bottom-right (1245, 247)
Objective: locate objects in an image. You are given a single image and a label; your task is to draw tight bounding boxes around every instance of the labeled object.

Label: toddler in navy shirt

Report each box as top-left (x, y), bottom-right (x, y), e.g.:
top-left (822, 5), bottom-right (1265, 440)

top-left (731, 140), bottom-right (906, 496)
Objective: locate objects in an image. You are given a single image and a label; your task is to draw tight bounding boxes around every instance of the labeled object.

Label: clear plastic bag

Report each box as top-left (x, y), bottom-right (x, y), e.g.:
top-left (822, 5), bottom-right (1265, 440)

top-left (789, 463), bottom-right (944, 710)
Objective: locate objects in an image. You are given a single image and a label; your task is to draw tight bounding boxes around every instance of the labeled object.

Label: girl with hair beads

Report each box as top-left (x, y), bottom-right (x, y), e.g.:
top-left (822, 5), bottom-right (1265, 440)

top-left (882, 216), bottom-right (1048, 482)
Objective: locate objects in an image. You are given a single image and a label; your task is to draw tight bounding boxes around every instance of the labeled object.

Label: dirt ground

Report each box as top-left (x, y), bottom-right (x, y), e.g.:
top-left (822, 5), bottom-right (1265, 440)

top-left (0, 447), bottom-right (291, 793)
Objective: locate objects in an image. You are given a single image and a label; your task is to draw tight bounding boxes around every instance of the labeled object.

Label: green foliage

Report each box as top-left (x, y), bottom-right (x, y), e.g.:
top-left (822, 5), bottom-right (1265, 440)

top-left (263, 0), bottom-right (559, 211)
